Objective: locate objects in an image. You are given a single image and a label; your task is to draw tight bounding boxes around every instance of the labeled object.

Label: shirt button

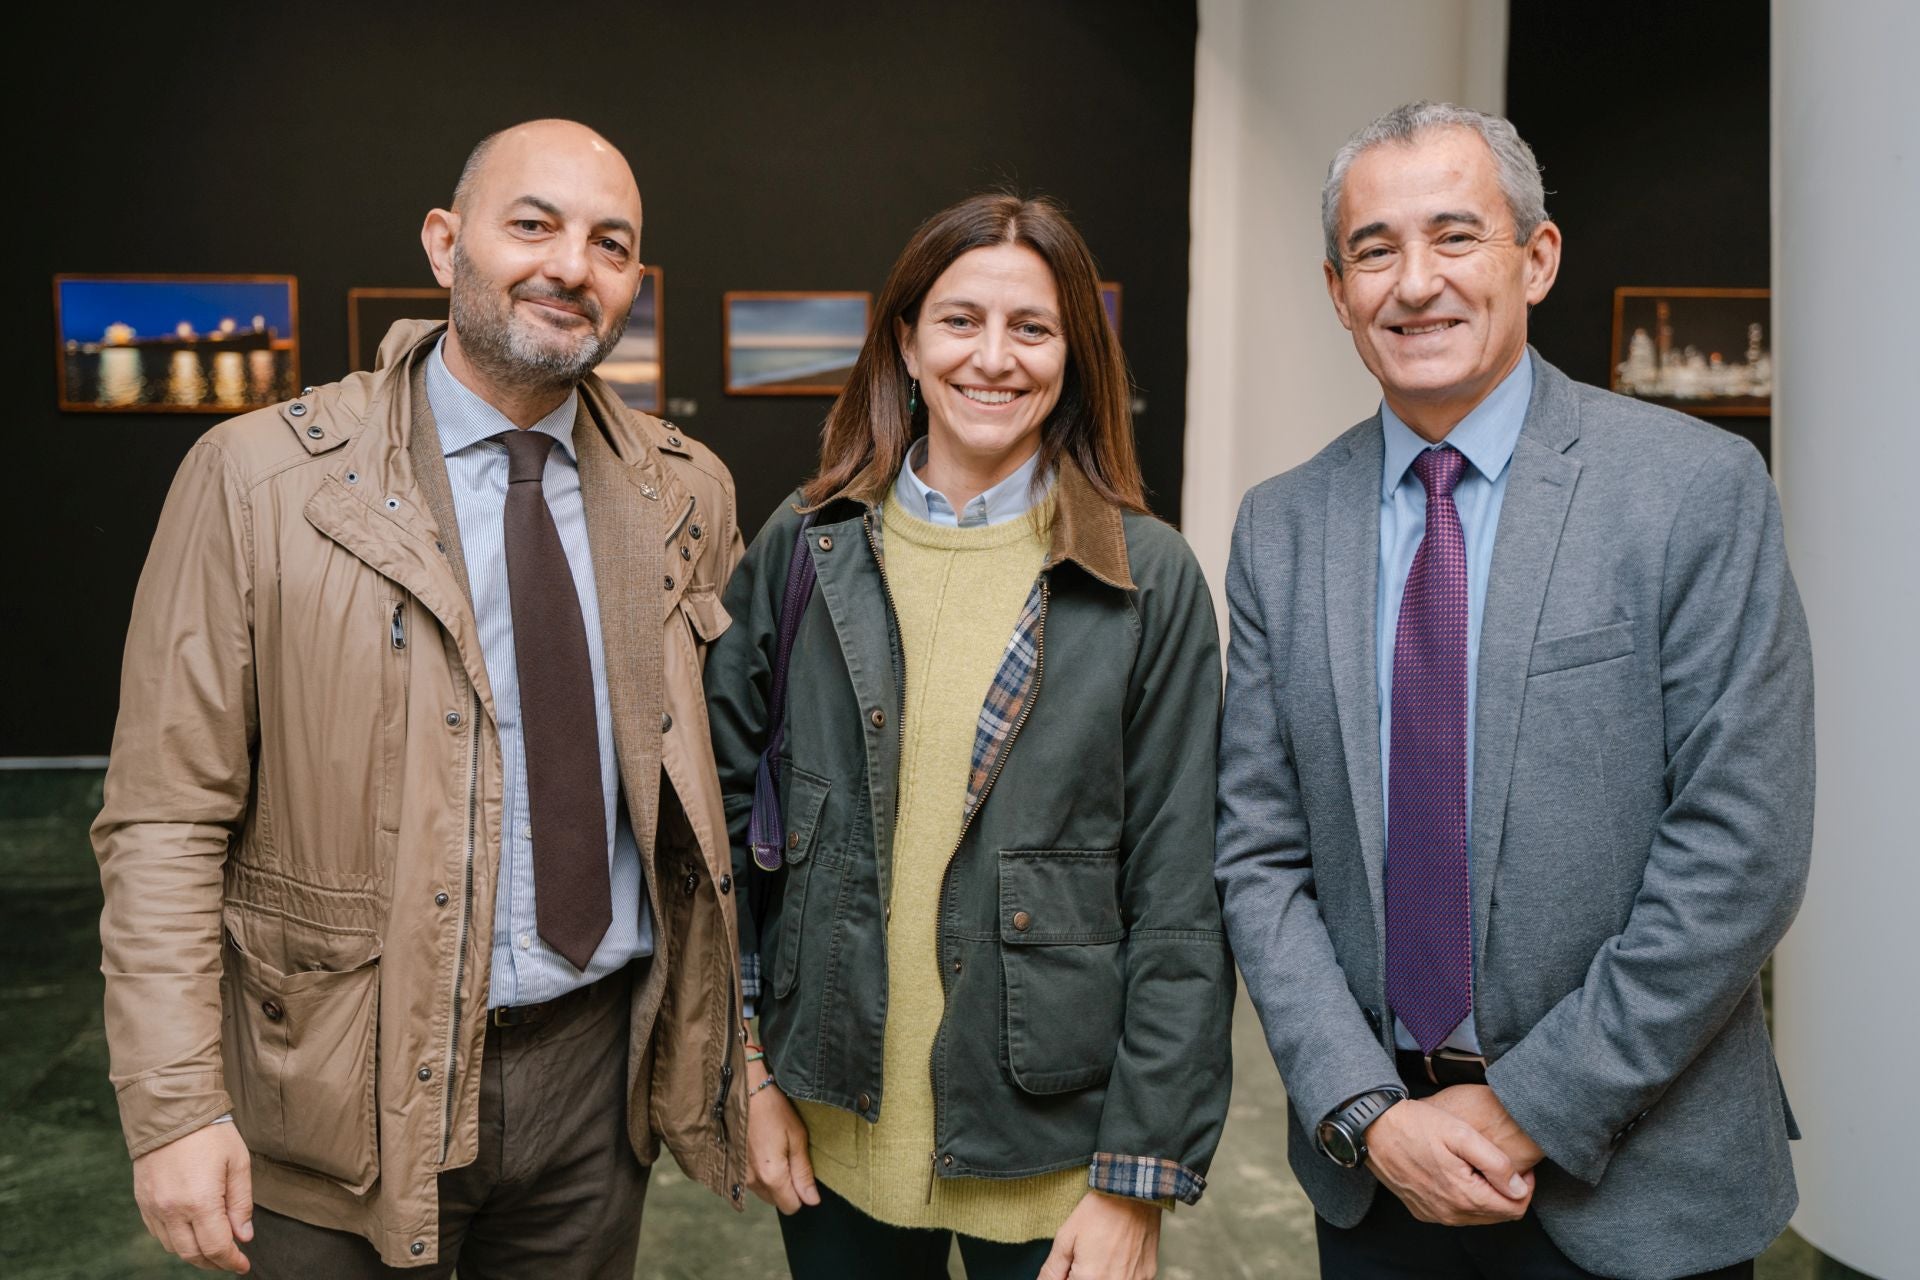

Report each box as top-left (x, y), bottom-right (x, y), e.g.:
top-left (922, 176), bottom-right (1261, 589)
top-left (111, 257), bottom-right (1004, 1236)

top-left (518, 933), bottom-right (531, 950)
top-left (518, 822), bottom-right (533, 840)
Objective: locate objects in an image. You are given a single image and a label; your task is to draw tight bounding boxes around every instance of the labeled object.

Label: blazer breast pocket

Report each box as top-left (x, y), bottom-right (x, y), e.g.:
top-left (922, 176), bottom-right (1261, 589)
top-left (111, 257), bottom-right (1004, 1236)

top-left (1527, 620), bottom-right (1635, 677)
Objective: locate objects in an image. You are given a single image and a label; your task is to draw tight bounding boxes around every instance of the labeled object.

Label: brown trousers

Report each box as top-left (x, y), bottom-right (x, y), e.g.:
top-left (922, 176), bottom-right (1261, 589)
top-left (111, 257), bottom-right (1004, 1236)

top-left (243, 966), bottom-right (648, 1279)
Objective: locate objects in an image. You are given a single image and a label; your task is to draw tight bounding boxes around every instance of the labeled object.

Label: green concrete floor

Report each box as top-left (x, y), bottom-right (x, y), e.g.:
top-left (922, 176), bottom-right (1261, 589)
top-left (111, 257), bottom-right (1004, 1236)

top-left (0, 770), bottom-right (1866, 1280)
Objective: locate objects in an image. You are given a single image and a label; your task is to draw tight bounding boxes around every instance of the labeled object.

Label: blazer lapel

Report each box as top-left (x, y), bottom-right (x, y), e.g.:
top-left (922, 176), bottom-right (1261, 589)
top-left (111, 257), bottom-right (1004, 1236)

top-left (573, 395), bottom-right (671, 863)
top-left (1324, 419), bottom-right (1389, 930)
top-left (1471, 355), bottom-right (1582, 981)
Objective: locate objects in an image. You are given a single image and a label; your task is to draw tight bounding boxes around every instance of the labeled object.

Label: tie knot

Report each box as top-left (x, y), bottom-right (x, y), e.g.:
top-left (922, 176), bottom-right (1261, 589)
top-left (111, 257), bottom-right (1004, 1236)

top-left (1412, 445), bottom-right (1467, 499)
top-left (497, 429), bottom-right (558, 484)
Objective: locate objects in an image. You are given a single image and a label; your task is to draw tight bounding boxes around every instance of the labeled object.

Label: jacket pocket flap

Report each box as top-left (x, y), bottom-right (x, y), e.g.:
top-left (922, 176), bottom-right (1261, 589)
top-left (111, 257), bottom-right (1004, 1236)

top-left (680, 588), bottom-right (733, 643)
top-left (999, 850), bottom-right (1124, 944)
top-left (223, 904), bottom-right (382, 974)
top-left (1528, 620), bottom-right (1635, 677)
top-left (781, 766), bottom-right (833, 866)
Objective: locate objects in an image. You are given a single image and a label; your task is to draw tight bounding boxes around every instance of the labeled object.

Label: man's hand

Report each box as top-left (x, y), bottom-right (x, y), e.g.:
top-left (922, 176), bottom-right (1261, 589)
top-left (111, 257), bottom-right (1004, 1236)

top-left (742, 1064), bottom-right (820, 1215)
top-left (1364, 1097), bottom-right (1534, 1226)
top-left (132, 1122), bottom-right (254, 1272)
top-left (1426, 1084), bottom-right (1545, 1175)
top-left (1039, 1191), bottom-right (1161, 1280)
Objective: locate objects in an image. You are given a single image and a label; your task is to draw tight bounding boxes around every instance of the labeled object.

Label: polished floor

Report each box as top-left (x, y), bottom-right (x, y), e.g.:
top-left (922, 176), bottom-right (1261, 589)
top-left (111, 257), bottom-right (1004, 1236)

top-left (0, 770), bottom-right (1861, 1279)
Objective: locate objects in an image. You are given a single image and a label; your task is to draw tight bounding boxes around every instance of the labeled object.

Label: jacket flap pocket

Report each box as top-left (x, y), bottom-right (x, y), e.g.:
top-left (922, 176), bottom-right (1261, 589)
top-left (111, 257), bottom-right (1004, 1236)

top-left (781, 766), bottom-right (832, 866)
top-left (999, 850), bottom-right (1123, 944)
top-left (1528, 620), bottom-right (1635, 677)
top-left (680, 587), bottom-right (733, 643)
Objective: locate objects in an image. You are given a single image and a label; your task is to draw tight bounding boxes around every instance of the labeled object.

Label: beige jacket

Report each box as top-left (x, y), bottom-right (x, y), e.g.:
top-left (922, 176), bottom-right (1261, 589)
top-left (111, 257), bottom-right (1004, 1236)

top-left (92, 320), bottom-right (750, 1266)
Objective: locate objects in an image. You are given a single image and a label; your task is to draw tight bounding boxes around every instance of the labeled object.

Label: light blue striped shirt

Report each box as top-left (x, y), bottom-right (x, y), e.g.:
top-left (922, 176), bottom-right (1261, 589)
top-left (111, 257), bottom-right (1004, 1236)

top-left (1377, 353), bottom-right (1532, 1054)
top-left (893, 437), bottom-right (1049, 527)
top-left (426, 339), bottom-right (652, 1009)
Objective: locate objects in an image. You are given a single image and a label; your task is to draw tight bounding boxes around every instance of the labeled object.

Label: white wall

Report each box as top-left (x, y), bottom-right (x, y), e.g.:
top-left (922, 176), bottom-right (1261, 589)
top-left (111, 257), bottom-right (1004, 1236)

top-left (1184, 0), bottom-right (1507, 628)
top-left (1771, 2), bottom-right (1920, 1276)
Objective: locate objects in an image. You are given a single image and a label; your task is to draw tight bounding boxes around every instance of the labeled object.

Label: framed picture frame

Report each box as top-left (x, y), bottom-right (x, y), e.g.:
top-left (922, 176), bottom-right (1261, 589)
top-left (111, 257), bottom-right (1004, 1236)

top-left (1099, 281), bottom-right (1122, 337)
top-left (54, 273), bottom-right (300, 413)
top-left (347, 286), bottom-right (448, 373)
top-left (724, 291), bottom-right (871, 396)
top-left (1610, 286), bottom-right (1771, 417)
top-left (600, 265), bottom-right (664, 414)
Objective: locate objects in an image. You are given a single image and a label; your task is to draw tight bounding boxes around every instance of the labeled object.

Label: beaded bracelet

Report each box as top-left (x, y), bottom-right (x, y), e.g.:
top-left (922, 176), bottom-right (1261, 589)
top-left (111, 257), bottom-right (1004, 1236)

top-left (748, 1073), bottom-right (780, 1098)
top-left (745, 1049), bottom-right (766, 1064)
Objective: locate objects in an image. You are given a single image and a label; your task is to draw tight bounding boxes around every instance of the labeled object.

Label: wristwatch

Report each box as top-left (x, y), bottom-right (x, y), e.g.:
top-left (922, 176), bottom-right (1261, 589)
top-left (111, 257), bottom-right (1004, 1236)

top-left (1318, 1088), bottom-right (1407, 1168)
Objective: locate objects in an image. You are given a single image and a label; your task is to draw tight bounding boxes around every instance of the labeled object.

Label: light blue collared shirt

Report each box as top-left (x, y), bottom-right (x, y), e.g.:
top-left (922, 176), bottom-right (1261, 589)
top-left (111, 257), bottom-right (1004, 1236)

top-left (1377, 353), bottom-right (1533, 1054)
top-left (426, 339), bottom-right (652, 1009)
top-left (892, 437), bottom-right (1050, 527)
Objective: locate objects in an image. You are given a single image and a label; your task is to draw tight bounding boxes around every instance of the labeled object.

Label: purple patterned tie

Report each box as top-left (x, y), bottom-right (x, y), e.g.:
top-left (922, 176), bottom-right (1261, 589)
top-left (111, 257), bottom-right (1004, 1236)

top-left (1385, 445), bottom-right (1473, 1055)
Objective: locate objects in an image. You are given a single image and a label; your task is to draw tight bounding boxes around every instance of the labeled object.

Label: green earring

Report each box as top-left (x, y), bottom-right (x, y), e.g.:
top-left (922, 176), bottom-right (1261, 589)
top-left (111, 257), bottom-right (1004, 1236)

top-left (908, 378), bottom-right (919, 415)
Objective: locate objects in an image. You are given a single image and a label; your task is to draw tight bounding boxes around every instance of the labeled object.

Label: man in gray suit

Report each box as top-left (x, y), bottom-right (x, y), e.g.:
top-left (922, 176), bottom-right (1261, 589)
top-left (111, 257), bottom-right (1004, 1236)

top-left (1215, 102), bottom-right (1812, 1280)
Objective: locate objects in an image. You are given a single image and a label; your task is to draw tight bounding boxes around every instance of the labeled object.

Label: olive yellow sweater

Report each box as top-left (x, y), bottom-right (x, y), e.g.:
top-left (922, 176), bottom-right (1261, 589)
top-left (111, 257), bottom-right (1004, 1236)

top-left (795, 494), bottom-right (1087, 1242)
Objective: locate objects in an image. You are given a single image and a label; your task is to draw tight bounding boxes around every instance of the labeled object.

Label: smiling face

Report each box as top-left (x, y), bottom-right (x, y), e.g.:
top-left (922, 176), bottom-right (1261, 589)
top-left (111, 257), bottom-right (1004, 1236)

top-left (1325, 126), bottom-right (1560, 438)
top-left (425, 121), bottom-right (644, 393)
top-left (898, 241), bottom-right (1067, 494)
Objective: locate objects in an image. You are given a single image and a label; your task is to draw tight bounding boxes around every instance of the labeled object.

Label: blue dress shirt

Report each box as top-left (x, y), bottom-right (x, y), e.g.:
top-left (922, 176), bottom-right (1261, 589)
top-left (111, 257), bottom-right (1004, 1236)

top-left (426, 339), bottom-right (652, 1009)
top-left (1377, 354), bottom-right (1533, 1054)
top-left (893, 437), bottom-right (1050, 527)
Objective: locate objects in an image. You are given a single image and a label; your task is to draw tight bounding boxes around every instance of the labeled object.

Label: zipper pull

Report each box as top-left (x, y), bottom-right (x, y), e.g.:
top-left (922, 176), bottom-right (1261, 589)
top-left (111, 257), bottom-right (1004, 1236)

top-left (390, 602), bottom-right (407, 650)
top-left (924, 1150), bottom-right (937, 1204)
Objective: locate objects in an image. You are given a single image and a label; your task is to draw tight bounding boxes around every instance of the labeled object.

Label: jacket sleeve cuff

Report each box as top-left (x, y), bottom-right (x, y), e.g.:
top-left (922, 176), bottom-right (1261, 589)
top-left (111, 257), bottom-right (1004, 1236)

top-left (1087, 1153), bottom-right (1207, 1206)
top-left (116, 1071), bottom-right (233, 1160)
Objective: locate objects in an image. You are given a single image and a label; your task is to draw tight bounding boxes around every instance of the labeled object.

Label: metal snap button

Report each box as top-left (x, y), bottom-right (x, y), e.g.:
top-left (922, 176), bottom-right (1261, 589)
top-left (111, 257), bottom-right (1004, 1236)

top-left (261, 999), bottom-right (284, 1021)
top-left (870, 709), bottom-right (885, 728)
top-left (680, 545), bottom-right (691, 560)
top-left (719, 874), bottom-right (732, 894)
top-left (417, 1066), bottom-right (432, 1081)
top-left (301, 386), bottom-right (315, 395)
top-left (787, 831), bottom-right (799, 849)
top-left (817, 535), bottom-right (833, 551)
top-left (306, 425), bottom-right (323, 439)
top-left (664, 575), bottom-right (675, 590)
top-left (952, 958), bottom-right (962, 973)
top-left (411, 1241), bottom-right (426, 1257)
top-left (690, 524), bottom-right (703, 540)
top-left (385, 498), bottom-right (400, 510)
top-left (345, 471), bottom-right (358, 484)
top-left (684, 871), bottom-right (698, 896)
top-left (942, 1154), bottom-right (955, 1168)
top-left (289, 402), bottom-right (307, 416)
top-left (434, 892), bottom-right (449, 907)
top-left (857, 1092), bottom-right (872, 1111)
top-left (1012, 910), bottom-right (1032, 932)
top-left (668, 435), bottom-right (683, 447)
top-left (445, 711), bottom-right (463, 727)
top-left (661, 713), bottom-right (673, 732)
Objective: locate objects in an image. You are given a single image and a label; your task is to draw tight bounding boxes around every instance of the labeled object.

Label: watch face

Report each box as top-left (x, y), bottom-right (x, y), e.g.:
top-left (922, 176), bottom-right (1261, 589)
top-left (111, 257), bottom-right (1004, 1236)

top-left (1319, 1120), bottom-right (1358, 1167)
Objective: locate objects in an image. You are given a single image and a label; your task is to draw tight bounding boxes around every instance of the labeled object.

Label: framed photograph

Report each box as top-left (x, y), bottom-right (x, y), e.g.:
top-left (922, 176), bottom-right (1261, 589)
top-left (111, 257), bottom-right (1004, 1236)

top-left (55, 274), bottom-right (299, 413)
top-left (347, 287), bottom-right (448, 373)
top-left (1610, 287), bottom-right (1771, 416)
top-left (599, 265), bottom-right (664, 414)
top-left (724, 291), bottom-right (871, 396)
top-left (1098, 281), bottom-right (1122, 337)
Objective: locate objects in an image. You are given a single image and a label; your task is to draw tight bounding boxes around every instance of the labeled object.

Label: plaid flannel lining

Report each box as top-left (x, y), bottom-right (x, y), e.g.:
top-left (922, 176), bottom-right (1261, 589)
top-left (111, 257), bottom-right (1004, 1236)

top-left (1088, 1152), bottom-right (1208, 1205)
top-left (963, 579), bottom-right (1045, 816)
top-left (740, 950), bottom-right (761, 1004)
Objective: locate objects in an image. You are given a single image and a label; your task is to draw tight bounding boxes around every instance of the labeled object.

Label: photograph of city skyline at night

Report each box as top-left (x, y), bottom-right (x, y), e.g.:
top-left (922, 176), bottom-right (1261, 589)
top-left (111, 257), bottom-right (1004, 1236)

top-left (55, 275), bottom-right (299, 413)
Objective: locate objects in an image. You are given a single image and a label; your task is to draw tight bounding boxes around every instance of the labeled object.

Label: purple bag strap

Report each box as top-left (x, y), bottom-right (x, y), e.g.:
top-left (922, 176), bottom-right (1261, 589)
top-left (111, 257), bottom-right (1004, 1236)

top-left (748, 515), bottom-right (818, 870)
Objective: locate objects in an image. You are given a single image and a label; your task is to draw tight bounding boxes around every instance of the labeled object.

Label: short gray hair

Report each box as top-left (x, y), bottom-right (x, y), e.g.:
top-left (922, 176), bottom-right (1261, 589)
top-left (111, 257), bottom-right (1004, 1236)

top-left (1321, 102), bottom-right (1548, 275)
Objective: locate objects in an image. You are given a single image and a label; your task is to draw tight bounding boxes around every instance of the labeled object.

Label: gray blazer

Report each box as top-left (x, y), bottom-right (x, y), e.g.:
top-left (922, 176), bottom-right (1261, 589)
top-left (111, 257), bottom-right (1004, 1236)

top-left (1215, 354), bottom-right (1813, 1280)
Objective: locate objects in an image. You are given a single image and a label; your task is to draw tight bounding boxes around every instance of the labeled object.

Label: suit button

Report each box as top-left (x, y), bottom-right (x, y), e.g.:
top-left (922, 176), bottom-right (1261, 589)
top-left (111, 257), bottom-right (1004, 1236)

top-left (857, 1092), bottom-right (871, 1111)
top-left (260, 999), bottom-right (284, 1021)
top-left (870, 709), bottom-right (886, 728)
top-left (1011, 911), bottom-right (1032, 932)
top-left (719, 874), bottom-right (733, 894)
top-left (661, 713), bottom-right (673, 732)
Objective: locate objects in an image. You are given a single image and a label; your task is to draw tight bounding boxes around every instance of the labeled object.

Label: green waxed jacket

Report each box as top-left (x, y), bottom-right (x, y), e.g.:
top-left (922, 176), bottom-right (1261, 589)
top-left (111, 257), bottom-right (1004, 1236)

top-left (705, 460), bottom-right (1233, 1200)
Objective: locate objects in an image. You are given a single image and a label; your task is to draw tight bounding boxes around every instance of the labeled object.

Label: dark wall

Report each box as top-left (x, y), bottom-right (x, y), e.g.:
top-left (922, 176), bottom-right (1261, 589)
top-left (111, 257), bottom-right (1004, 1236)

top-left (9, 2), bottom-right (1197, 756)
top-left (1506, 0), bottom-right (1772, 464)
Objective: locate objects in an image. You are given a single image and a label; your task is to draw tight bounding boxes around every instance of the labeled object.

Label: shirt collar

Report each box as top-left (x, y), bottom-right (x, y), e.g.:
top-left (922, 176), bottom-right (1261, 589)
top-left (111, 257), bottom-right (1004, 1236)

top-left (1380, 351), bottom-right (1533, 500)
top-left (893, 436), bottom-right (1051, 527)
top-left (426, 336), bottom-right (580, 461)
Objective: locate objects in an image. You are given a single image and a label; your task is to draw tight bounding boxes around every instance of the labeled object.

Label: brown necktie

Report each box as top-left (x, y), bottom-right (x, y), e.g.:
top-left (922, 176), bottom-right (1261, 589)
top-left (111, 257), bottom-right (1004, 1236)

top-left (497, 429), bottom-right (610, 970)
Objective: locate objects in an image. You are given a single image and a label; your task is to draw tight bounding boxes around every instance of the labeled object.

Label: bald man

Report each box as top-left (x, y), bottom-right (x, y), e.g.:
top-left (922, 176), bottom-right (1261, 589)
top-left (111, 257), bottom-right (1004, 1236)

top-left (94, 120), bottom-right (749, 1277)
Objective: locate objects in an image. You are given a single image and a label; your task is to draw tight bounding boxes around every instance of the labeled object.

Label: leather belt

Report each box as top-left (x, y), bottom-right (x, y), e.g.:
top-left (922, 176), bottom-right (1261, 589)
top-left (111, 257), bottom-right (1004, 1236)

top-left (1396, 1047), bottom-right (1489, 1087)
top-left (488, 968), bottom-right (619, 1030)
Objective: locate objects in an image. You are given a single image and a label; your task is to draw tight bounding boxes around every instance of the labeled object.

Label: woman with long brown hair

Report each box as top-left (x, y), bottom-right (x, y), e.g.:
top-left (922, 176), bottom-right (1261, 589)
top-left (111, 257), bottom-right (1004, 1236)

top-left (705, 194), bottom-right (1233, 1280)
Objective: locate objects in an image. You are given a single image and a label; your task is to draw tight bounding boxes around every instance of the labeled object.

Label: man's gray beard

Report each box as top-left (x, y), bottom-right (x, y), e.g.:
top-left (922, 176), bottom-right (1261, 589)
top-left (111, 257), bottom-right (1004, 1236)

top-left (448, 242), bottom-right (630, 392)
